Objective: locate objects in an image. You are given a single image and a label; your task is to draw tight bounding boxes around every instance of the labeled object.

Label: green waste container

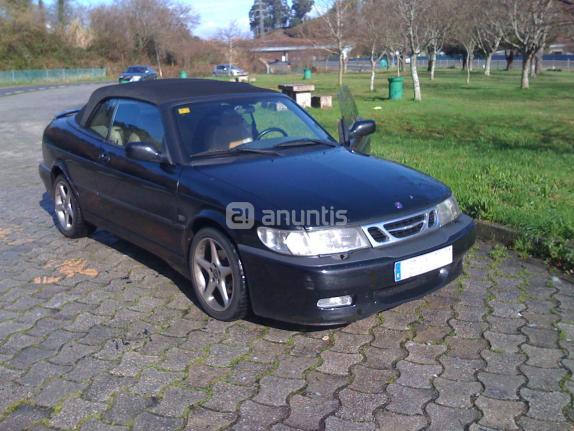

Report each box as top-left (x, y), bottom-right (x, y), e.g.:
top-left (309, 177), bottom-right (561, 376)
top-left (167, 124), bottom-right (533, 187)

top-left (179, 70), bottom-right (188, 79)
top-left (303, 68), bottom-right (312, 80)
top-left (388, 76), bottom-right (404, 100)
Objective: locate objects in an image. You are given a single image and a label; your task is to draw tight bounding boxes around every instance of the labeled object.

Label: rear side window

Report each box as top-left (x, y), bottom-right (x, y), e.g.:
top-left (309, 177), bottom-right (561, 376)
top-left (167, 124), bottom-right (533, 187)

top-left (88, 99), bottom-right (116, 138)
top-left (110, 100), bottom-right (165, 151)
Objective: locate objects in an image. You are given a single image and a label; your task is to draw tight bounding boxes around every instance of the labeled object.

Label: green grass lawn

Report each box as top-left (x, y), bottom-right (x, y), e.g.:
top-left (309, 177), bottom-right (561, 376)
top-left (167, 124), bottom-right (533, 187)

top-left (248, 69), bottom-right (574, 271)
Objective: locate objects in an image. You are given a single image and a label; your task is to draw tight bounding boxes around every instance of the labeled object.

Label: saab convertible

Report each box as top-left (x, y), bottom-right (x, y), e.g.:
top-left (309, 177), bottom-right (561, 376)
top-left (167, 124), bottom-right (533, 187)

top-left (39, 79), bottom-right (475, 325)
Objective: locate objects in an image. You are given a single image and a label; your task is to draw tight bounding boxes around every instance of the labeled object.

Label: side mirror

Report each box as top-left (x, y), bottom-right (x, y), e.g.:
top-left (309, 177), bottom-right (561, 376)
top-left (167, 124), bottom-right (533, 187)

top-left (125, 142), bottom-right (166, 163)
top-left (349, 120), bottom-right (376, 141)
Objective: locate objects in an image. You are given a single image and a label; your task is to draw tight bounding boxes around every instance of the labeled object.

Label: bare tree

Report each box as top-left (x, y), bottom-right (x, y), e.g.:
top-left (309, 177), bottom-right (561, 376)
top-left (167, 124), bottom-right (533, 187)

top-left (473, 0), bottom-right (506, 76)
top-left (394, 0), bottom-right (431, 101)
top-left (89, 0), bottom-right (198, 74)
top-left (355, 0), bottom-right (395, 91)
top-left (452, 0), bottom-right (478, 84)
top-left (127, 0), bottom-right (197, 77)
top-left (217, 20), bottom-right (242, 70)
top-left (502, 0), bottom-right (561, 89)
top-left (314, 0), bottom-right (354, 87)
top-left (425, 0), bottom-right (453, 80)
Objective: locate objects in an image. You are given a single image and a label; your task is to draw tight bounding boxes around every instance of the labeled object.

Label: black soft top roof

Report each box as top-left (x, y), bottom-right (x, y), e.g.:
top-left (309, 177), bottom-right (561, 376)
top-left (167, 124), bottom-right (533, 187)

top-left (78, 78), bottom-right (277, 126)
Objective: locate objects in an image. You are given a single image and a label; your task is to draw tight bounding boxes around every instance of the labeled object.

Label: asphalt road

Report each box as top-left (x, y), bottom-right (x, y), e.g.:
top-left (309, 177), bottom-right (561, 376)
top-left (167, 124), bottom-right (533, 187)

top-left (0, 82), bottom-right (112, 98)
top-left (0, 85), bottom-right (573, 430)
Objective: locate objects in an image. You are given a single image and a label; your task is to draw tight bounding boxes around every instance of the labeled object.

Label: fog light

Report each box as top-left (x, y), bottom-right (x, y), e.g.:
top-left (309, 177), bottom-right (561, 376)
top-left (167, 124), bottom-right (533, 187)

top-left (317, 295), bottom-right (353, 309)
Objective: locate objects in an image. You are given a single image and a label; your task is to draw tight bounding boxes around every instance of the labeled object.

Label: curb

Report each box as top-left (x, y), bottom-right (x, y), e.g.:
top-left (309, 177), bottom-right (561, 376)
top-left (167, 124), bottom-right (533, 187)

top-left (475, 219), bottom-right (574, 281)
top-left (474, 219), bottom-right (519, 247)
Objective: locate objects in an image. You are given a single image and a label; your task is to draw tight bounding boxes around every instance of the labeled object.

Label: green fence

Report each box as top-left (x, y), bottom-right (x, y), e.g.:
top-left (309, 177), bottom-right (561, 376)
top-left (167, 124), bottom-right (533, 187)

top-left (0, 68), bottom-right (106, 84)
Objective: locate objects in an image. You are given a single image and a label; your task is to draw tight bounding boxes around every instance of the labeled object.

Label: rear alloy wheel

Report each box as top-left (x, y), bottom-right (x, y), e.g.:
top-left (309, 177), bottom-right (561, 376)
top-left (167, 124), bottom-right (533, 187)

top-left (53, 175), bottom-right (94, 238)
top-left (190, 228), bottom-right (249, 321)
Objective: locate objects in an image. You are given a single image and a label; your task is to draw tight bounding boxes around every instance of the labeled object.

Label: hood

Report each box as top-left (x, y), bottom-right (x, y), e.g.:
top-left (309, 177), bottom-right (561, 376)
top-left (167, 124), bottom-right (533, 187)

top-left (193, 147), bottom-right (451, 226)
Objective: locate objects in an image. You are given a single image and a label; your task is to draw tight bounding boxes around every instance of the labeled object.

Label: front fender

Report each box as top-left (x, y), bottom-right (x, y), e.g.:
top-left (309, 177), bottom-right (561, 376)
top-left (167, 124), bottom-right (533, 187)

top-left (182, 209), bottom-right (235, 264)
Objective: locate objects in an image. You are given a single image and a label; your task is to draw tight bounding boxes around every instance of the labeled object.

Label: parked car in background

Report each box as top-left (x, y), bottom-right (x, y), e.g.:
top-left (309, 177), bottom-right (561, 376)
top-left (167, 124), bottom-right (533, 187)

top-left (118, 65), bottom-right (157, 83)
top-left (39, 79), bottom-right (475, 326)
top-left (213, 64), bottom-right (248, 77)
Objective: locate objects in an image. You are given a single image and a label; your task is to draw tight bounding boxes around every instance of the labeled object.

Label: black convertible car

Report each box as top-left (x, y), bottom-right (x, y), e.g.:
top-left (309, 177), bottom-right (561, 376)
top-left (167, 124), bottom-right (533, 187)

top-left (39, 79), bottom-right (475, 325)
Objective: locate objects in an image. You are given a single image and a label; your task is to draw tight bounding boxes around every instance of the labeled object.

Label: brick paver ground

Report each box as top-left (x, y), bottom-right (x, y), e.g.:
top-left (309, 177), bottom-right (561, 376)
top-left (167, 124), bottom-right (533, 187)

top-left (1, 86), bottom-right (573, 430)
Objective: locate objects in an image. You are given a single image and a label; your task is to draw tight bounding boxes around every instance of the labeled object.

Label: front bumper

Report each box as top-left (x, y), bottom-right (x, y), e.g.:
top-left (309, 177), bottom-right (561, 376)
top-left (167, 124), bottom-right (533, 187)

top-left (239, 214), bottom-right (475, 326)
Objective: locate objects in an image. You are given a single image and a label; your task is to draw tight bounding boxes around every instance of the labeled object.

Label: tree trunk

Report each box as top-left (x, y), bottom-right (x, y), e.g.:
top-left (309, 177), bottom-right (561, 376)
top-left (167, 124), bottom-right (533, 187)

top-left (521, 56), bottom-right (530, 89)
top-left (505, 50), bottom-right (514, 71)
top-left (430, 51), bottom-right (437, 80)
top-left (338, 54), bottom-right (344, 86)
top-left (155, 48), bottom-right (163, 78)
top-left (485, 53), bottom-right (492, 76)
top-left (410, 54), bottom-right (422, 102)
top-left (369, 58), bottom-right (376, 92)
top-left (466, 51), bottom-right (471, 84)
top-left (534, 48), bottom-right (543, 75)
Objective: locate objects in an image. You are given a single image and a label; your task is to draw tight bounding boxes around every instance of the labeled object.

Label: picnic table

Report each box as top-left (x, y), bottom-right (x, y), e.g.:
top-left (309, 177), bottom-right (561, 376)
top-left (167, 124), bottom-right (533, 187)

top-left (278, 84), bottom-right (315, 108)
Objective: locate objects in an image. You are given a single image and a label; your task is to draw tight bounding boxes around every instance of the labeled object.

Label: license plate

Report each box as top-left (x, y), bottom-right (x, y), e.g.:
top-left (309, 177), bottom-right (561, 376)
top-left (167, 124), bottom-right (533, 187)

top-left (394, 246), bottom-right (453, 282)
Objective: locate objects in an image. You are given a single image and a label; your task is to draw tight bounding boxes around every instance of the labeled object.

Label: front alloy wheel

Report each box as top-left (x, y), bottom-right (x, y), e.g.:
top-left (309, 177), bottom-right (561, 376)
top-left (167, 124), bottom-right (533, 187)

top-left (190, 228), bottom-right (249, 321)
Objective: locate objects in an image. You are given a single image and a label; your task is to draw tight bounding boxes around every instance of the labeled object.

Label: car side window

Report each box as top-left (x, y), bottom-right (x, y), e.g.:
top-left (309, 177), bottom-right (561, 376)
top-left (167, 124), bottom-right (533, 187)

top-left (88, 99), bottom-right (116, 139)
top-left (110, 100), bottom-right (165, 151)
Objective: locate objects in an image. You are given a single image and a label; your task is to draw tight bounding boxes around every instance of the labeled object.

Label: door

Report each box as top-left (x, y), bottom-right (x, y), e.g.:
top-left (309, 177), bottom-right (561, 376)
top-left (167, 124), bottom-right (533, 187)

top-left (66, 99), bottom-right (116, 214)
top-left (96, 99), bottom-right (181, 255)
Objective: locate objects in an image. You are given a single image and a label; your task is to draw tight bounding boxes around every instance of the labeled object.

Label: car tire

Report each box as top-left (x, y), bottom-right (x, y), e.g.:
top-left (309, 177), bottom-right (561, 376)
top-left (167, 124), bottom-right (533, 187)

top-left (52, 175), bottom-right (95, 238)
top-left (189, 227), bottom-right (249, 321)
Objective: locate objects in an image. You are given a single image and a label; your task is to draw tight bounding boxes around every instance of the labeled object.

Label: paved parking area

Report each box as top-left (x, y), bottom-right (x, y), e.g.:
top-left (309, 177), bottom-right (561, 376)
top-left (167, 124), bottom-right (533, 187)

top-left (0, 86), bottom-right (573, 431)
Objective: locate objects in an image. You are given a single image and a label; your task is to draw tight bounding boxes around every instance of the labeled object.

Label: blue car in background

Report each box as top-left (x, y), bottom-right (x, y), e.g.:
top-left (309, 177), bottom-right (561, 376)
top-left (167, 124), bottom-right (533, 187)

top-left (118, 65), bottom-right (157, 84)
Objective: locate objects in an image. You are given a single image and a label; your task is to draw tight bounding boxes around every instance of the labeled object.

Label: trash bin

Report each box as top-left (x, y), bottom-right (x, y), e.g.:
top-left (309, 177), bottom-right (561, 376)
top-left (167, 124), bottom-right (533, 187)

top-left (388, 77), bottom-right (404, 100)
top-left (179, 70), bottom-right (188, 79)
top-left (303, 68), bottom-right (312, 80)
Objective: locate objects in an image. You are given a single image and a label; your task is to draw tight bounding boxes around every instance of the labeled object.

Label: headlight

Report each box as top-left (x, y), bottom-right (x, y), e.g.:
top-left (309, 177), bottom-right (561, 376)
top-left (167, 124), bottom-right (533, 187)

top-left (436, 195), bottom-right (461, 227)
top-left (257, 226), bottom-right (370, 256)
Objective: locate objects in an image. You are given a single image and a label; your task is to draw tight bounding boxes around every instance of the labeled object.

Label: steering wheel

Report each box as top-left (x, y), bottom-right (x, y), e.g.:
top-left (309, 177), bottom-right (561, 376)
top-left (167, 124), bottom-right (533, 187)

top-left (255, 127), bottom-right (288, 140)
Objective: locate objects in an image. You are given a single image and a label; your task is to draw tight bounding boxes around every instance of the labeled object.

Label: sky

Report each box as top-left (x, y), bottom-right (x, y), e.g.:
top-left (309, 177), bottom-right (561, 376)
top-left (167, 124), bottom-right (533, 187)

top-left (70, 0), bottom-right (321, 39)
top-left (192, 0), bottom-right (253, 38)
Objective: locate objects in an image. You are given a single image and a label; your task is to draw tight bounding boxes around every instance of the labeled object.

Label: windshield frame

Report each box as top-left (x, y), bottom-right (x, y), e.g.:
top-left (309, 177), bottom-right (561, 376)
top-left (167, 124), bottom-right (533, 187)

top-left (170, 93), bottom-right (338, 161)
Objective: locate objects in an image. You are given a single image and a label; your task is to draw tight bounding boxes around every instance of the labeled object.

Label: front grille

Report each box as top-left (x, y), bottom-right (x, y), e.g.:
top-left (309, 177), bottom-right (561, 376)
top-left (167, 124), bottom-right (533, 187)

top-left (362, 207), bottom-right (440, 248)
top-left (390, 222), bottom-right (424, 238)
top-left (367, 227), bottom-right (388, 243)
top-left (384, 214), bottom-right (425, 238)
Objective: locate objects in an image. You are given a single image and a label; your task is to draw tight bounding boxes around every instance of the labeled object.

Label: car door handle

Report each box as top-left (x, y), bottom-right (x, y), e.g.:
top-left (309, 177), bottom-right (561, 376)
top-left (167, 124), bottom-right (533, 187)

top-left (99, 152), bottom-right (111, 163)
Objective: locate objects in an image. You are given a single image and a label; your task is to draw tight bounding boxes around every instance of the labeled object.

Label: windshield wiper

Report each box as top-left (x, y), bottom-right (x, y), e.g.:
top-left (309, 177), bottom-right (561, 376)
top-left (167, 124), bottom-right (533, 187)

top-left (229, 146), bottom-right (281, 156)
top-left (191, 146), bottom-right (281, 159)
top-left (275, 138), bottom-right (338, 148)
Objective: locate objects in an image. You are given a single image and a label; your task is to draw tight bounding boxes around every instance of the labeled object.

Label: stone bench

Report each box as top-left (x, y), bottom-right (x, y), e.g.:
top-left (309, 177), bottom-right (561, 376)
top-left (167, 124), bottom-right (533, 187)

top-left (278, 84), bottom-right (315, 108)
top-left (230, 75), bottom-right (249, 83)
top-left (311, 95), bottom-right (333, 109)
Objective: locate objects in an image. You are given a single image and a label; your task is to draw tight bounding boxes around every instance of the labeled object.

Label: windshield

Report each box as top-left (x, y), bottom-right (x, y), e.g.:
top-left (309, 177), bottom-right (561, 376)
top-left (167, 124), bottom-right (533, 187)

top-left (174, 95), bottom-right (336, 158)
top-left (126, 67), bottom-right (146, 73)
